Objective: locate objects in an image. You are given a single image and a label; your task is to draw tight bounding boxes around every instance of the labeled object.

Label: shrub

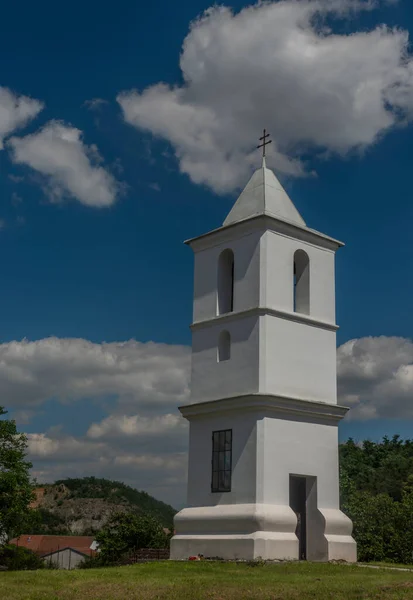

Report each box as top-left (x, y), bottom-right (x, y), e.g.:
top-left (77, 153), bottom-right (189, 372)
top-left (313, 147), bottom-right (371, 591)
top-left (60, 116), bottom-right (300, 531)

top-left (78, 555), bottom-right (106, 569)
top-left (96, 512), bottom-right (168, 563)
top-left (0, 544), bottom-right (45, 570)
top-left (246, 557), bottom-right (267, 567)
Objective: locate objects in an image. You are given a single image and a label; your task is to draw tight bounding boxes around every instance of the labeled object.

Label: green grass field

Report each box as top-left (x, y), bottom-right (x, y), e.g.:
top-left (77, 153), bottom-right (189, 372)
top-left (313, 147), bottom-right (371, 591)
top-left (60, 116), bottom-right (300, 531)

top-left (2, 562), bottom-right (413, 600)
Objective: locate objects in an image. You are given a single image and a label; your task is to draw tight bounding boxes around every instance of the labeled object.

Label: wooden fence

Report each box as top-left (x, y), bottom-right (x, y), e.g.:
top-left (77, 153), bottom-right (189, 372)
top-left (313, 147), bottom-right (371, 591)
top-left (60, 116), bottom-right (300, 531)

top-left (119, 548), bottom-right (170, 563)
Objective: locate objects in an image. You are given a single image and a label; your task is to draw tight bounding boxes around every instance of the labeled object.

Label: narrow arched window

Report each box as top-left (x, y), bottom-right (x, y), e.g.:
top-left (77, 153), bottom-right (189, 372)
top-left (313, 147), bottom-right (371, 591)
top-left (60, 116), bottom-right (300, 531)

top-left (217, 249), bottom-right (234, 315)
top-left (218, 330), bottom-right (231, 362)
top-left (293, 250), bottom-right (310, 315)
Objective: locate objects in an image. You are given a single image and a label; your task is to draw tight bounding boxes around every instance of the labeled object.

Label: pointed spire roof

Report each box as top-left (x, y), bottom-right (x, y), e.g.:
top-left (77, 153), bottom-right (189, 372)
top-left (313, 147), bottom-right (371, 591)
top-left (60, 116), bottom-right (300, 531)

top-left (223, 158), bottom-right (306, 228)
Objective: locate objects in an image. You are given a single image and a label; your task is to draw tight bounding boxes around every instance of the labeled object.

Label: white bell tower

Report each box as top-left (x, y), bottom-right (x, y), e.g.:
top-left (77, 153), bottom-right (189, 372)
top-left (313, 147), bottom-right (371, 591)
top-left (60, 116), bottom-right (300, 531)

top-left (170, 149), bottom-right (357, 562)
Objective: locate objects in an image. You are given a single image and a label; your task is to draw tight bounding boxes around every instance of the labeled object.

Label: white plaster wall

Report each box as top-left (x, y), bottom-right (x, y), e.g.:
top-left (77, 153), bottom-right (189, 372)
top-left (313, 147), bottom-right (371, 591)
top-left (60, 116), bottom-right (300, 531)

top-left (191, 315), bottom-right (259, 402)
top-left (260, 417), bottom-right (340, 509)
top-left (44, 549), bottom-right (86, 569)
top-left (175, 410), bottom-right (355, 561)
top-left (262, 231), bottom-right (336, 324)
top-left (260, 315), bottom-right (337, 403)
top-left (192, 231), bottom-right (261, 323)
top-left (186, 411), bottom-right (340, 511)
top-left (186, 412), bottom-right (258, 507)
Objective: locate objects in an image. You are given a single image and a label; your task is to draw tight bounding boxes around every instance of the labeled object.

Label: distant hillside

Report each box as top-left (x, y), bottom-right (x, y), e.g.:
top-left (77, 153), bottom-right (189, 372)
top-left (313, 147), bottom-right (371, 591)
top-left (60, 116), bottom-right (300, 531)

top-left (29, 477), bottom-right (176, 536)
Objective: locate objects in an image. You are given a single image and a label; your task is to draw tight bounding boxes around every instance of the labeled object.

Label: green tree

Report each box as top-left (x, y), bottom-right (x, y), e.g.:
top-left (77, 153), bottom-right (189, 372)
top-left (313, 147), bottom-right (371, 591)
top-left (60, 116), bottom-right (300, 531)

top-left (342, 490), bottom-right (398, 562)
top-left (0, 406), bottom-right (34, 541)
top-left (0, 544), bottom-right (46, 570)
top-left (340, 437), bottom-right (413, 564)
top-left (340, 436), bottom-right (413, 501)
top-left (95, 512), bottom-right (168, 564)
top-left (27, 508), bottom-right (70, 535)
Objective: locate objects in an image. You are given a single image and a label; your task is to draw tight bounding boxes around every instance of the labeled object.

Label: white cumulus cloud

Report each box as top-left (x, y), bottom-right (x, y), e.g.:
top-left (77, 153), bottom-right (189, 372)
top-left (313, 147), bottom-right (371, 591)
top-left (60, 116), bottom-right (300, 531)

top-left (1, 334), bottom-right (412, 505)
top-left (27, 432), bottom-right (105, 462)
top-left (3, 334), bottom-right (413, 423)
top-left (87, 413), bottom-right (186, 440)
top-left (338, 336), bottom-right (413, 420)
top-left (0, 87), bottom-right (43, 149)
top-left (0, 336), bottom-right (190, 410)
top-left (8, 121), bottom-right (120, 207)
top-left (118, 0), bottom-right (413, 193)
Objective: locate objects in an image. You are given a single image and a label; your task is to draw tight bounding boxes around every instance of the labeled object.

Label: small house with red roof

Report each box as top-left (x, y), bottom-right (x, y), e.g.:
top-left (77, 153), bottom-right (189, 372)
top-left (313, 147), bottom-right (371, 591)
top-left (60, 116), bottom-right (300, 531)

top-left (10, 535), bottom-right (96, 569)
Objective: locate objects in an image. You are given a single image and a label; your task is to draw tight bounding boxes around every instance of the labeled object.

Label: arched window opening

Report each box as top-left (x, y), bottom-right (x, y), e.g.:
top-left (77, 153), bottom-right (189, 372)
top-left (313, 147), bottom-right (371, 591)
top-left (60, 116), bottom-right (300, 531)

top-left (217, 249), bottom-right (234, 315)
top-left (293, 250), bottom-right (310, 315)
top-left (218, 330), bottom-right (231, 362)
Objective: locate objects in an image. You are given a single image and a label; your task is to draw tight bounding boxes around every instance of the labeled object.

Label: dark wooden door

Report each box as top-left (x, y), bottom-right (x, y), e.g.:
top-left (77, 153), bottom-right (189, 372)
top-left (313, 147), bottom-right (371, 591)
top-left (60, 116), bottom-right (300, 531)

top-left (289, 476), bottom-right (307, 560)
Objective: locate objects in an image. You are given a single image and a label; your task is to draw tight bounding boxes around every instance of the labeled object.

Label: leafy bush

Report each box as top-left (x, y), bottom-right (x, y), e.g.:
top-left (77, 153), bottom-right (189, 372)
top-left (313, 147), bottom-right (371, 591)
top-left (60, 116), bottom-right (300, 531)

top-left (94, 512), bottom-right (169, 565)
top-left (0, 544), bottom-right (45, 571)
top-left (78, 555), bottom-right (106, 569)
top-left (246, 557), bottom-right (266, 567)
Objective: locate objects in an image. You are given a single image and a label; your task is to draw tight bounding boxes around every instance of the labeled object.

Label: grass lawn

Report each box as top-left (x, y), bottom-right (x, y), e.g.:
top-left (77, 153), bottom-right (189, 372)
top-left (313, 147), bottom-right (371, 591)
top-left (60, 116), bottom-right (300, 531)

top-left (2, 562), bottom-right (413, 600)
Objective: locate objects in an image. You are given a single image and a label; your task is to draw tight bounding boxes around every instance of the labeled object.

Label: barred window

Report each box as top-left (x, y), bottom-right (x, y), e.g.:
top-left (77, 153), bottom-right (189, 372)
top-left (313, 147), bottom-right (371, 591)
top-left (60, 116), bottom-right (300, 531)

top-left (211, 429), bottom-right (232, 493)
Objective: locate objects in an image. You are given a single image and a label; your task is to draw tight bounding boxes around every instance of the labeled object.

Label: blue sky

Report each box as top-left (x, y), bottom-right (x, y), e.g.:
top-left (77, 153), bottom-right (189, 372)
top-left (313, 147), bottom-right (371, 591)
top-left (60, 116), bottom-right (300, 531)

top-left (1, 0), bottom-right (413, 506)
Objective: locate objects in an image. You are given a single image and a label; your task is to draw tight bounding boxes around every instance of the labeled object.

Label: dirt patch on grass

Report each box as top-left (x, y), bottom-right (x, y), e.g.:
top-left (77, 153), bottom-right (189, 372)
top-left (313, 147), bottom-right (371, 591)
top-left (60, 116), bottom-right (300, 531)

top-left (380, 582), bottom-right (413, 591)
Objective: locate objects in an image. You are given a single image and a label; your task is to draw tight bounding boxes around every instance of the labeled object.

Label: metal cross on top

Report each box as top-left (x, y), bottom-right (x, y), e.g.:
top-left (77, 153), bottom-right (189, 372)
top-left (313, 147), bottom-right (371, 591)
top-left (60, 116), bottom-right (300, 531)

top-left (257, 129), bottom-right (272, 158)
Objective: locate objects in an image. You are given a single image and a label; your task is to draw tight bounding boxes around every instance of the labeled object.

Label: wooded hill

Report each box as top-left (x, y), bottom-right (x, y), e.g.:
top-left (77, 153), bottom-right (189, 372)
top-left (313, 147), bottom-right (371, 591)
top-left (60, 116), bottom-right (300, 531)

top-left (29, 477), bottom-right (176, 536)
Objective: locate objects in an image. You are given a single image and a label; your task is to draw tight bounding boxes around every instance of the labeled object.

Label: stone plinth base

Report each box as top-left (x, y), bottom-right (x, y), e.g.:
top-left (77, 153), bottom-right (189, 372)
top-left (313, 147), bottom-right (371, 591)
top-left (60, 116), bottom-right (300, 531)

top-left (171, 531), bottom-right (297, 560)
top-left (170, 503), bottom-right (357, 562)
top-left (316, 508), bottom-right (357, 562)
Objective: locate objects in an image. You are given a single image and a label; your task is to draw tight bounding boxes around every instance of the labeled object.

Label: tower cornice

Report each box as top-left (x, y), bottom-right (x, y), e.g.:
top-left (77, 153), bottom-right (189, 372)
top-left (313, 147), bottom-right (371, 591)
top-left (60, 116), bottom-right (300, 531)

top-left (185, 214), bottom-right (344, 253)
top-left (190, 306), bottom-right (338, 332)
top-left (179, 393), bottom-right (348, 425)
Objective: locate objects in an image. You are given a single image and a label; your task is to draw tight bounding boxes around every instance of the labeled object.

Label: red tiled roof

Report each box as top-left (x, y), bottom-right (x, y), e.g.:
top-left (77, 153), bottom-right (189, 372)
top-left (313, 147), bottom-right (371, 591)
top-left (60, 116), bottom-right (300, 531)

top-left (10, 535), bottom-right (95, 557)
